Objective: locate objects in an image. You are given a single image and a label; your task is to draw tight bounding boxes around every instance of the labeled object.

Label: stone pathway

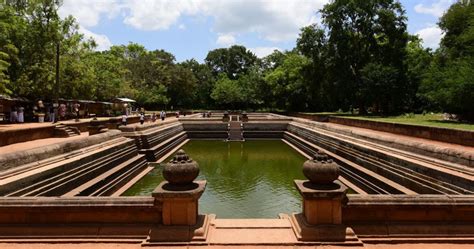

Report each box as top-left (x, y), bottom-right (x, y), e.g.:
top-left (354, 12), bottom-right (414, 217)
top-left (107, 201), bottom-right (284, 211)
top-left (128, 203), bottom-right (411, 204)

top-left (1, 242), bottom-right (474, 248)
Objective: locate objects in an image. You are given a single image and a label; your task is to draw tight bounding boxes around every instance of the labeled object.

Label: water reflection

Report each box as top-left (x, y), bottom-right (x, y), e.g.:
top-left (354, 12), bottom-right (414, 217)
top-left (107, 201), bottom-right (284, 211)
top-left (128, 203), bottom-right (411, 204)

top-left (124, 140), bottom-right (306, 218)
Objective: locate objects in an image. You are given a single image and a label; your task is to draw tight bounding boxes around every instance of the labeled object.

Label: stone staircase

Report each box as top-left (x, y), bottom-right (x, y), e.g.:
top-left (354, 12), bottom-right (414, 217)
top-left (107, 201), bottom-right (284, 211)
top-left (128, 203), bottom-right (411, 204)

top-left (228, 120), bottom-right (243, 141)
top-left (54, 124), bottom-right (80, 137)
top-left (286, 122), bottom-right (474, 195)
top-left (0, 137), bottom-right (148, 197)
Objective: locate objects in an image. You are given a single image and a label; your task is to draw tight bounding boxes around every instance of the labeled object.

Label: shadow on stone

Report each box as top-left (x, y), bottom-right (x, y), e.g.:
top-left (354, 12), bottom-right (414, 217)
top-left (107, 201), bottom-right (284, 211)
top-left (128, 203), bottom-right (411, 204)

top-left (162, 182), bottom-right (199, 191)
top-left (302, 181), bottom-right (340, 191)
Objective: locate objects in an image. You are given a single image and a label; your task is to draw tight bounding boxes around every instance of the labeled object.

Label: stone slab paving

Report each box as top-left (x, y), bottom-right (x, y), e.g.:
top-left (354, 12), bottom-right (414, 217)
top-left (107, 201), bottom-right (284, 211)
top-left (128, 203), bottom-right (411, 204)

top-left (2, 243), bottom-right (474, 248)
top-left (0, 132), bottom-right (90, 155)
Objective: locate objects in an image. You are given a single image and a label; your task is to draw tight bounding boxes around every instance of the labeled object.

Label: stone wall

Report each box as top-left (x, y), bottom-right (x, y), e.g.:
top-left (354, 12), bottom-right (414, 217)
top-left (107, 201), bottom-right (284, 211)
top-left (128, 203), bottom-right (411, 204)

top-left (343, 194), bottom-right (474, 237)
top-left (0, 197), bottom-right (160, 224)
top-left (182, 121), bottom-right (228, 139)
top-left (0, 125), bottom-right (55, 146)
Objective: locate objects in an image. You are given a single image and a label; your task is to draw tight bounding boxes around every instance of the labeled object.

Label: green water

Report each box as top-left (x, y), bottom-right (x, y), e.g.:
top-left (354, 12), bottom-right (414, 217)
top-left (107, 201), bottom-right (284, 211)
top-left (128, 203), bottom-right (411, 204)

top-left (123, 140), bottom-right (307, 218)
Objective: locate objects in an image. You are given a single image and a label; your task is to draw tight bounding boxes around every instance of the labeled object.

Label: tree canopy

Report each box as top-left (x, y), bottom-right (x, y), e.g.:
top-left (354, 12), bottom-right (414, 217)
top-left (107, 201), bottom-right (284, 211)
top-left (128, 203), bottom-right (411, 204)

top-left (0, 0), bottom-right (472, 120)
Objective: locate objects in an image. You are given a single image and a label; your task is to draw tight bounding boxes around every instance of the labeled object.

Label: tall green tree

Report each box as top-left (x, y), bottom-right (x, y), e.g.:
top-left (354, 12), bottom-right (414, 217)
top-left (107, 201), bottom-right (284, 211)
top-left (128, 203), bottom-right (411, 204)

top-left (265, 52), bottom-right (311, 111)
top-left (321, 0), bottom-right (409, 113)
top-left (420, 1), bottom-right (474, 120)
top-left (180, 59), bottom-right (215, 108)
top-left (296, 24), bottom-right (328, 111)
top-left (211, 74), bottom-right (244, 109)
top-left (205, 45), bottom-right (258, 80)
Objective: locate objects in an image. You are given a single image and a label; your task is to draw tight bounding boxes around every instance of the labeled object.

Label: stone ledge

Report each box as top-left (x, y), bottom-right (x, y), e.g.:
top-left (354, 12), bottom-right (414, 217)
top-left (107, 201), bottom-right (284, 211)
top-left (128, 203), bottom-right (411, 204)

top-left (152, 181), bottom-right (206, 200)
top-left (0, 196), bottom-right (155, 207)
top-left (294, 180), bottom-right (348, 200)
top-left (346, 194), bottom-right (474, 206)
top-left (0, 130), bottom-right (123, 172)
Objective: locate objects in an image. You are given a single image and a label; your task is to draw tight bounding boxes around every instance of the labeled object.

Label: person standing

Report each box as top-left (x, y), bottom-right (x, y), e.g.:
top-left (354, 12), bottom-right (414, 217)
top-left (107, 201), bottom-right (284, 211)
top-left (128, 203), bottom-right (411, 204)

top-left (122, 113), bottom-right (127, 126)
top-left (151, 112), bottom-right (157, 122)
top-left (10, 107), bottom-right (17, 123)
top-left (17, 106), bottom-right (24, 123)
top-left (160, 110), bottom-right (165, 121)
top-left (139, 112), bottom-right (145, 125)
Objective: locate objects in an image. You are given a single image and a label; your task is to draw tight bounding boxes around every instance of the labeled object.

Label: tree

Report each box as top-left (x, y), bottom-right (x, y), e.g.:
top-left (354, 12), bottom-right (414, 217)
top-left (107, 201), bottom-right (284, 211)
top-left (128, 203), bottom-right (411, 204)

top-left (0, 5), bottom-right (22, 95)
top-left (438, 1), bottom-right (474, 59)
top-left (205, 45), bottom-right (258, 80)
top-left (211, 74), bottom-right (243, 108)
top-left (321, 0), bottom-right (409, 113)
top-left (405, 36), bottom-right (433, 111)
top-left (180, 59), bottom-right (215, 108)
top-left (264, 52), bottom-right (311, 111)
top-left (420, 2), bottom-right (474, 120)
top-left (296, 24), bottom-right (328, 111)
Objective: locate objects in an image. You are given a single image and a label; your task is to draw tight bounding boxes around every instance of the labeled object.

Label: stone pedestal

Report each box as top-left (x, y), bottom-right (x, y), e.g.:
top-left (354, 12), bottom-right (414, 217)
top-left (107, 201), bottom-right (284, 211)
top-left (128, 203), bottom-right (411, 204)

top-left (152, 180), bottom-right (206, 226)
top-left (289, 180), bottom-right (360, 244)
top-left (145, 180), bottom-right (211, 244)
top-left (295, 180), bottom-right (347, 225)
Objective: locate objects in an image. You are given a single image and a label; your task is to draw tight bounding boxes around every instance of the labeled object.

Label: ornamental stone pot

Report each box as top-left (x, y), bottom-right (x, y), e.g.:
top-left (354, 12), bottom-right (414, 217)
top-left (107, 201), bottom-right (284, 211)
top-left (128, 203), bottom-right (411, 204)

top-left (163, 149), bottom-right (199, 185)
top-left (303, 151), bottom-right (340, 184)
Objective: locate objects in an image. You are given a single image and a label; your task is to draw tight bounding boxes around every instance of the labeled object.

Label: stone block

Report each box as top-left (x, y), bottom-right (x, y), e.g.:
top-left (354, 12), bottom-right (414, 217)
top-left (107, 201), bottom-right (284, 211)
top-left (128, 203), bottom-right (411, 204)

top-left (152, 181), bottom-right (206, 226)
top-left (294, 180), bottom-right (347, 225)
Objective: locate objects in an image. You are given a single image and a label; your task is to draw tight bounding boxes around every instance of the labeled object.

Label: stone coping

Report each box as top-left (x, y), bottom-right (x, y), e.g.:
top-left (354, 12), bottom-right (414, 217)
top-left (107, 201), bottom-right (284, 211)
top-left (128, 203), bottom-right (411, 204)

top-left (152, 181), bottom-right (206, 199)
top-left (0, 130), bottom-right (122, 172)
top-left (346, 194), bottom-right (474, 206)
top-left (294, 180), bottom-right (348, 199)
top-left (0, 196), bottom-right (155, 207)
top-left (119, 119), bottom-right (179, 132)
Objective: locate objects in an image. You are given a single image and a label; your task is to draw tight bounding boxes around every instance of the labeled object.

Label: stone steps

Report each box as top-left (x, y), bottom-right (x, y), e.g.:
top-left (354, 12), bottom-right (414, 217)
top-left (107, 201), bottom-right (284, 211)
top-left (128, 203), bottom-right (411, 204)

top-left (292, 122), bottom-right (474, 192)
top-left (228, 122), bottom-right (243, 141)
top-left (54, 124), bottom-right (80, 137)
top-left (0, 136), bottom-right (149, 197)
top-left (6, 144), bottom-right (137, 196)
top-left (64, 155), bottom-right (148, 197)
top-left (284, 132), bottom-right (413, 195)
top-left (139, 131), bottom-right (188, 161)
top-left (287, 123), bottom-right (473, 195)
top-left (0, 137), bottom-right (133, 195)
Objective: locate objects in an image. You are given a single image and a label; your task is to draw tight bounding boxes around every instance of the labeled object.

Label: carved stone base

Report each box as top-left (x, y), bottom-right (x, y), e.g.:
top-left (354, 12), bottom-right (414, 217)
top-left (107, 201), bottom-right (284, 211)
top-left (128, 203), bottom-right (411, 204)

top-left (143, 214), bottom-right (214, 245)
top-left (289, 213), bottom-right (362, 245)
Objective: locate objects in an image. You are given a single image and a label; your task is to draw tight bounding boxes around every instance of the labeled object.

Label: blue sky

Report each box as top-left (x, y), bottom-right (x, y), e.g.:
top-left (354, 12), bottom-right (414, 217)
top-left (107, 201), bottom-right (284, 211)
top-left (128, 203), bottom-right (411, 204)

top-left (59, 0), bottom-right (455, 62)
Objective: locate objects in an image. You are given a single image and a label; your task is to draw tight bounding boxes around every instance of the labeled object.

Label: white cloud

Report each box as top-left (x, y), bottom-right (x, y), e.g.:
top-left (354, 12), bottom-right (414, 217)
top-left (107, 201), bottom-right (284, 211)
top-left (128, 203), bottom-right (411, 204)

top-left (123, 0), bottom-right (200, 30)
top-left (59, 0), bottom-right (122, 27)
top-left (216, 34), bottom-right (236, 47)
top-left (178, 24), bottom-right (186, 30)
top-left (200, 0), bottom-right (328, 42)
top-left (416, 25), bottom-right (444, 49)
top-left (79, 26), bottom-right (113, 51)
top-left (414, 0), bottom-right (454, 17)
top-left (60, 0), bottom-right (329, 43)
top-left (250, 47), bottom-right (281, 58)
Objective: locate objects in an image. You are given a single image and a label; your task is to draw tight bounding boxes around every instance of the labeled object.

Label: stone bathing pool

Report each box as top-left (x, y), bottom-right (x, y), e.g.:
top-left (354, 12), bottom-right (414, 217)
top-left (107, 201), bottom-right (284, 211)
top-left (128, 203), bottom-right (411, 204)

top-left (124, 140), bottom-right (307, 218)
top-left (0, 113), bottom-right (472, 243)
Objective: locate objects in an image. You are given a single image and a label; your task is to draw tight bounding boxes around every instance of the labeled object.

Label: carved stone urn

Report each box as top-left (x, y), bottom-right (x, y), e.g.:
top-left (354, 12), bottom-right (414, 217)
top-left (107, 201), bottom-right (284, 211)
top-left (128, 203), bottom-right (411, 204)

top-left (162, 149), bottom-right (199, 185)
top-left (302, 151), bottom-right (340, 184)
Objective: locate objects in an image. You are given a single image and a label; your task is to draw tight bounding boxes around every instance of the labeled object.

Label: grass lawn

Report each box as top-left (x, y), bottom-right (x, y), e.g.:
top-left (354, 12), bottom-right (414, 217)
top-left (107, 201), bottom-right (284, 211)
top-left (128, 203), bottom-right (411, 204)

top-left (335, 113), bottom-right (474, 131)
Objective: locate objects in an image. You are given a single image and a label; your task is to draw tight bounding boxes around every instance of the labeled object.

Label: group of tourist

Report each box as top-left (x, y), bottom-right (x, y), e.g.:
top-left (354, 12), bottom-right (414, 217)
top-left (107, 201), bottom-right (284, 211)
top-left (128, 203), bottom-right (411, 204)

top-left (121, 110), bottom-right (169, 126)
top-left (9, 106), bottom-right (25, 123)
